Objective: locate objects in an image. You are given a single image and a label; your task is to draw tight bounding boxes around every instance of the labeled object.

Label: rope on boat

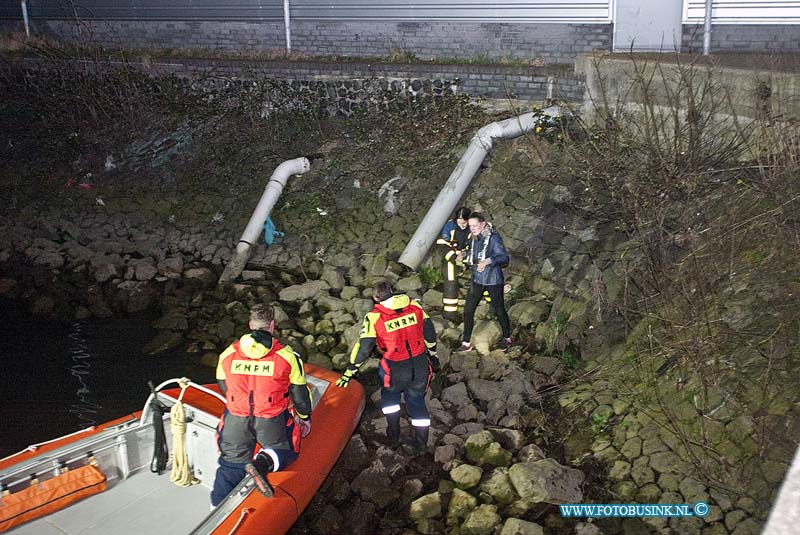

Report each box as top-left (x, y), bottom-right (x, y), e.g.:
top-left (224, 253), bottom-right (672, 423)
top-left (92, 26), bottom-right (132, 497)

top-left (170, 378), bottom-right (197, 487)
top-left (227, 508), bottom-right (252, 535)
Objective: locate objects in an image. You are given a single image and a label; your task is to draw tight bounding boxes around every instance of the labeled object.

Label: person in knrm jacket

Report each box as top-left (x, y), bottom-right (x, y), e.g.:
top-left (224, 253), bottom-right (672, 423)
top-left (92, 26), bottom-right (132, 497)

top-left (335, 279), bottom-right (438, 455)
top-left (211, 304), bottom-right (312, 507)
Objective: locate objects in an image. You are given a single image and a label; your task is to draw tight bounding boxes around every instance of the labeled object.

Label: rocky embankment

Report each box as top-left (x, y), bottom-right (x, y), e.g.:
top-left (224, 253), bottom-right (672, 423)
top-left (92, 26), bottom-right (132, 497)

top-left (0, 173), bottom-right (771, 535)
top-left (21, 102), bottom-right (800, 535)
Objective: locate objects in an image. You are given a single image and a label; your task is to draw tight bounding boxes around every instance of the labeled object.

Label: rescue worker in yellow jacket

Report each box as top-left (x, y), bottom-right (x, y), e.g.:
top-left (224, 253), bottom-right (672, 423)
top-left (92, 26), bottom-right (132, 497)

top-left (335, 279), bottom-right (438, 454)
top-left (211, 304), bottom-right (312, 507)
top-left (436, 206), bottom-right (471, 320)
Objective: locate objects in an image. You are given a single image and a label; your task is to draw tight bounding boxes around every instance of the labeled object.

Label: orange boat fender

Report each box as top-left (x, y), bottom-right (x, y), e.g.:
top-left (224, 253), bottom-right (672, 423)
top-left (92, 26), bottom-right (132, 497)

top-left (0, 464), bottom-right (107, 533)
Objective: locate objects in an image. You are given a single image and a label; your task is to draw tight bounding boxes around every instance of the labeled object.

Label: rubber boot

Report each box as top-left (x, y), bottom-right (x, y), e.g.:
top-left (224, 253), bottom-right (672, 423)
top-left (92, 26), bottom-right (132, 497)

top-left (443, 310), bottom-right (461, 323)
top-left (245, 452), bottom-right (274, 498)
top-left (407, 425), bottom-right (429, 456)
top-left (386, 412), bottom-right (401, 448)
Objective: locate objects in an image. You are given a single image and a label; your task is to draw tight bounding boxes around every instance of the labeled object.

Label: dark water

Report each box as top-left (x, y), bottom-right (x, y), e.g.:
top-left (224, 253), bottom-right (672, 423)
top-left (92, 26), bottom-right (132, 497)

top-left (0, 298), bottom-right (215, 458)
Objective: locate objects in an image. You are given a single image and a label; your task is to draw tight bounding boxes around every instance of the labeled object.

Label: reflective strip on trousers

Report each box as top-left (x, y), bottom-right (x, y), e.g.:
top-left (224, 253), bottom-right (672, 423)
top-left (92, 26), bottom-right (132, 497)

top-left (260, 447), bottom-right (280, 471)
top-left (382, 404), bottom-right (401, 415)
top-left (411, 418), bottom-right (431, 427)
top-left (443, 258), bottom-right (459, 311)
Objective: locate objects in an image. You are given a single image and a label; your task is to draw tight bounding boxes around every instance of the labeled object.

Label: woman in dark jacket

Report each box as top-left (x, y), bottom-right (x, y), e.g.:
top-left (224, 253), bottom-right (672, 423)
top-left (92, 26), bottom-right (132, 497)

top-left (457, 212), bottom-right (513, 351)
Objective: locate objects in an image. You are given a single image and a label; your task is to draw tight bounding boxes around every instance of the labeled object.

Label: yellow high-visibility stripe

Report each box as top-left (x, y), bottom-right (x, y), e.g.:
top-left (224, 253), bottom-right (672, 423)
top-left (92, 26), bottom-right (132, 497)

top-left (383, 312), bottom-right (418, 333)
top-left (230, 360), bottom-right (274, 376)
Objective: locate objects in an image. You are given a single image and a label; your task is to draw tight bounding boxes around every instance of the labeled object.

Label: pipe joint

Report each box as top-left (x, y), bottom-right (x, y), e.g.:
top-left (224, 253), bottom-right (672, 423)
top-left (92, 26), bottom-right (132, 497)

top-left (399, 111), bottom-right (555, 270)
top-left (474, 123), bottom-right (503, 149)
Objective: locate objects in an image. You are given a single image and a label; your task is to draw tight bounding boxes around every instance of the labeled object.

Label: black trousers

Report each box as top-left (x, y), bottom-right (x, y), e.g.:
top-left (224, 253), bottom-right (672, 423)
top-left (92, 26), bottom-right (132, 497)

top-left (441, 251), bottom-right (460, 313)
top-left (463, 282), bottom-right (511, 341)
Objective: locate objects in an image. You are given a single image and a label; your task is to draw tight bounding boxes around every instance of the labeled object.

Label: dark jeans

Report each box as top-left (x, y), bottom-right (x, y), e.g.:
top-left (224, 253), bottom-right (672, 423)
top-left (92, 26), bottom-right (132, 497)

top-left (463, 282), bottom-right (511, 342)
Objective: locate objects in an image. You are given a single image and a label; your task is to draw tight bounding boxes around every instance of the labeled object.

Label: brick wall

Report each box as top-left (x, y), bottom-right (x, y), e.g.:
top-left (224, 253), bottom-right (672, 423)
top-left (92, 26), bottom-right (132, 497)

top-left (682, 24), bottom-right (800, 53)
top-left (7, 16), bottom-right (800, 60)
top-left (0, 19), bottom-right (21, 33)
top-left (38, 20), bottom-right (286, 52)
top-left (27, 19), bottom-right (611, 65)
top-left (290, 21), bottom-right (612, 65)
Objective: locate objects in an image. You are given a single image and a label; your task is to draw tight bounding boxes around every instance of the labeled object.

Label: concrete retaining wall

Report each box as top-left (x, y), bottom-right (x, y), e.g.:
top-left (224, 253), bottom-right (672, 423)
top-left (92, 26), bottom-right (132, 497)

top-left (576, 53), bottom-right (800, 121)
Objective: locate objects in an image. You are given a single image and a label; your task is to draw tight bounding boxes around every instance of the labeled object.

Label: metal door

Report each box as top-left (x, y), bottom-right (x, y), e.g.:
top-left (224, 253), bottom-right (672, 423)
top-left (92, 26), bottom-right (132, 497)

top-left (613, 0), bottom-right (683, 52)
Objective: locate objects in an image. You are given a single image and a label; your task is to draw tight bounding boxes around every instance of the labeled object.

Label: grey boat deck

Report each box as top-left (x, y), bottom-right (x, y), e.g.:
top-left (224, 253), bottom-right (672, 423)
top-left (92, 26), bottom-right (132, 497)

top-left (2, 377), bottom-right (330, 534)
top-left (11, 467), bottom-right (211, 535)
top-left (2, 381), bottom-right (226, 535)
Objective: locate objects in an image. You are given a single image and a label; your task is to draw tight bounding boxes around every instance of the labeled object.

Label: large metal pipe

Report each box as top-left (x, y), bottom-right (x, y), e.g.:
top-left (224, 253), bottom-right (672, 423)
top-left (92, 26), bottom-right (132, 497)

top-left (763, 444), bottom-right (800, 534)
top-left (219, 157), bottom-right (310, 283)
top-left (21, 0), bottom-right (30, 37)
top-left (283, 0), bottom-right (292, 54)
top-left (399, 107), bottom-right (561, 270)
top-left (703, 0), bottom-right (713, 56)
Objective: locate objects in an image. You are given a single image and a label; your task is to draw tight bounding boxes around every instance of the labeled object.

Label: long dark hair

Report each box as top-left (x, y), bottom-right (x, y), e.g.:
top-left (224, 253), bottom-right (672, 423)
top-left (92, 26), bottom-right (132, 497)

top-left (455, 206), bottom-right (471, 220)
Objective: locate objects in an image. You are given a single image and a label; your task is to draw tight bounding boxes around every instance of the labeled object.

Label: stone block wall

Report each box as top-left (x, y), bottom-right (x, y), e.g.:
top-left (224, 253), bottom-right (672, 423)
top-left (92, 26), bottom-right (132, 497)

top-left (19, 56), bottom-right (585, 106)
top-left (182, 59), bottom-right (585, 104)
top-left (682, 24), bottom-right (800, 53)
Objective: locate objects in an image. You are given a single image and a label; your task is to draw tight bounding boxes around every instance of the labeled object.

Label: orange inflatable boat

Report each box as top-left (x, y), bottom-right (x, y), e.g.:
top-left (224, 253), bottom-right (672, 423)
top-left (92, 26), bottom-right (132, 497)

top-left (0, 364), bottom-right (365, 534)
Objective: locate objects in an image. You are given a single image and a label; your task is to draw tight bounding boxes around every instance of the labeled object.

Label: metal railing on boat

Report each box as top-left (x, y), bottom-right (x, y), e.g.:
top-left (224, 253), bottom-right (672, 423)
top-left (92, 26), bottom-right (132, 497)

top-left (139, 378), bottom-right (226, 426)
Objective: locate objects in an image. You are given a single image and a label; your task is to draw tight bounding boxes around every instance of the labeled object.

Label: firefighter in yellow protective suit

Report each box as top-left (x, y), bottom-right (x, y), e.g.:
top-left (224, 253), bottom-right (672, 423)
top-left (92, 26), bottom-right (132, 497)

top-left (335, 280), bottom-right (438, 454)
top-left (435, 206), bottom-right (471, 320)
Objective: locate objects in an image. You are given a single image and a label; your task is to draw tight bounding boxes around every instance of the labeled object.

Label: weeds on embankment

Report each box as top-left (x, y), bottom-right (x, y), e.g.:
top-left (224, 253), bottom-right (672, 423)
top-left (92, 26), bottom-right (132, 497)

top-left (0, 33), bottom-right (488, 221)
top-left (554, 53), bottom-right (800, 504)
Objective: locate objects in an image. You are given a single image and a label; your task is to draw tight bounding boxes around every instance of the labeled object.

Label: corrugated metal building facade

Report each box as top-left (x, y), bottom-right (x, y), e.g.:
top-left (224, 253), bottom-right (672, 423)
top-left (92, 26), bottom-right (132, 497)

top-left (3, 1), bottom-right (613, 22)
top-left (1, 1), bottom-right (799, 61)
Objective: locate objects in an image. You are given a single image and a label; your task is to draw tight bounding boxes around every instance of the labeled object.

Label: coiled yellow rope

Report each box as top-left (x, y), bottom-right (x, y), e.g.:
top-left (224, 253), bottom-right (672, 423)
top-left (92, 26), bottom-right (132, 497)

top-left (170, 378), bottom-right (197, 487)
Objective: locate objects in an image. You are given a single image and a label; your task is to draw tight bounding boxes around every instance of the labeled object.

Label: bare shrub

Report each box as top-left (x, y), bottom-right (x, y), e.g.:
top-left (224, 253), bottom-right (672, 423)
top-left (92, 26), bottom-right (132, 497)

top-left (556, 52), bottom-right (800, 498)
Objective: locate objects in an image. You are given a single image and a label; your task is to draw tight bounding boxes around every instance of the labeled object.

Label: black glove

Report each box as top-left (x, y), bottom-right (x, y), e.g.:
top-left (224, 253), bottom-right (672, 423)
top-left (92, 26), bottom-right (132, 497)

top-left (429, 352), bottom-right (441, 373)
